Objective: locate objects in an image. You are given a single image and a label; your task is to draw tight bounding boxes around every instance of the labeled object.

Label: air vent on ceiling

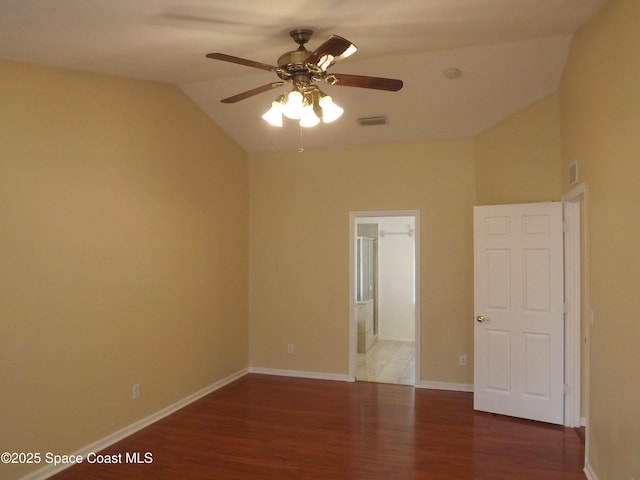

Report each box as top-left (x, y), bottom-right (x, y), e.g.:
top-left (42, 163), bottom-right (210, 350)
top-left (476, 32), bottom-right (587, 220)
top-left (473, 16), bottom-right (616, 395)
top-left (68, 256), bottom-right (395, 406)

top-left (358, 115), bottom-right (387, 127)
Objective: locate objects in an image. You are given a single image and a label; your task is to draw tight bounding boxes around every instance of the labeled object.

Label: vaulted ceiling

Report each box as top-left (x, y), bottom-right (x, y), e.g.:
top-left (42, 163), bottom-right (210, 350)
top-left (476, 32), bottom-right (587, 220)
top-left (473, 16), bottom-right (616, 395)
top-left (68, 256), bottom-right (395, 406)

top-left (0, 0), bottom-right (606, 152)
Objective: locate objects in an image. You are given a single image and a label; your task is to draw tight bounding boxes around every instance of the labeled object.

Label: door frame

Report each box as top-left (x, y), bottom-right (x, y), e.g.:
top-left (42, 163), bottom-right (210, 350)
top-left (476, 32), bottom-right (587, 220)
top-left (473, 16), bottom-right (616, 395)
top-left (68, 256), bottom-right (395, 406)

top-left (348, 210), bottom-right (421, 383)
top-left (562, 183), bottom-right (587, 428)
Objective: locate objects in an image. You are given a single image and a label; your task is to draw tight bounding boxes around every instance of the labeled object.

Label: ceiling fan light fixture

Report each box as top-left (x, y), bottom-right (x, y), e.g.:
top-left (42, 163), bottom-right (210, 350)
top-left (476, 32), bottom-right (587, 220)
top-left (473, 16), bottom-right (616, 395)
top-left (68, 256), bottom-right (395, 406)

top-left (299, 104), bottom-right (320, 128)
top-left (282, 90), bottom-right (304, 119)
top-left (207, 29), bottom-right (402, 132)
top-left (261, 98), bottom-right (284, 127)
top-left (319, 95), bottom-right (343, 123)
top-left (208, 29), bottom-right (402, 133)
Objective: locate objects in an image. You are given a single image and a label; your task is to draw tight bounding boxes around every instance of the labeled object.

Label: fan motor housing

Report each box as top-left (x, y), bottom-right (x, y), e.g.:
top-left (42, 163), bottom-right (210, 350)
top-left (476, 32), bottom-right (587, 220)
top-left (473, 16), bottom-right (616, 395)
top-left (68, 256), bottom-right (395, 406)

top-left (276, 50), bottom-right (316, 83)
top-left (277, 50), bottom-right (310, 69)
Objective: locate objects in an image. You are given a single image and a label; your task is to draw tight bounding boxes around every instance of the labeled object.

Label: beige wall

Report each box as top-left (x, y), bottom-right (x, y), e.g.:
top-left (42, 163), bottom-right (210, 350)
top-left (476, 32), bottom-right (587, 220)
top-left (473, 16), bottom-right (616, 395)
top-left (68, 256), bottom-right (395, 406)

top-left (0, 61), bottom-right (249, 478)
top-left (559, 0), bottom-right (640, 477)
top-left (475, 93), bottom-right (563, 205)
top-left (5, 3), bottom-right (640, 474)
top-left (249, 140), bottom-right (475, 384)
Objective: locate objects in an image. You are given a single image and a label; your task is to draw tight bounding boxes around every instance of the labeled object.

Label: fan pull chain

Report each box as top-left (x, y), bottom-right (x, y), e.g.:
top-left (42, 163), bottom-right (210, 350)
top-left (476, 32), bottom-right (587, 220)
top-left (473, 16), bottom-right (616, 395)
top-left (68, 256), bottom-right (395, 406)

top-left (298, 125), bottom-right (305, 153)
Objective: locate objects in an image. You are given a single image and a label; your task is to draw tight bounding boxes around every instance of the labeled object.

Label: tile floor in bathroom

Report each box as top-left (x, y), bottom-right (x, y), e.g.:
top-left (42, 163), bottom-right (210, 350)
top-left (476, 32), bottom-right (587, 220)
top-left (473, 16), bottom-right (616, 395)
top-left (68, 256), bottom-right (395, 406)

top-left (356, 339), bottom-right (415, 385)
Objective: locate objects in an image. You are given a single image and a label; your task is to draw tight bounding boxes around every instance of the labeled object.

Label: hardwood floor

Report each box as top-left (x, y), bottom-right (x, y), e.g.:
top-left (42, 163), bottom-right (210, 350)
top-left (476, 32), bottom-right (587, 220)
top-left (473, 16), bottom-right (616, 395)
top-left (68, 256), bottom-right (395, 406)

top-left (52, 374), bottom-right (585, 479)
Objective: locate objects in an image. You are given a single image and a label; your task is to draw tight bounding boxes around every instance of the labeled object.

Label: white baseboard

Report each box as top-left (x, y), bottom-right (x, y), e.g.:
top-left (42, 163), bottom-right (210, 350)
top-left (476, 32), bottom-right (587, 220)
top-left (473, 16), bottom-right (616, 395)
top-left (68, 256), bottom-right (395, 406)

top-left (248, 366), bottom-right (353, 383)
top-left (584, 460), bottom-right (598, 480)
top-left (21, 368), bottom-right (248, 480)
top-left (377, 336), bottom-right (415, 343)
top-left (415, 380), bottom-right (474, 392)
top-left (249, 369), bottom-right (474, 394)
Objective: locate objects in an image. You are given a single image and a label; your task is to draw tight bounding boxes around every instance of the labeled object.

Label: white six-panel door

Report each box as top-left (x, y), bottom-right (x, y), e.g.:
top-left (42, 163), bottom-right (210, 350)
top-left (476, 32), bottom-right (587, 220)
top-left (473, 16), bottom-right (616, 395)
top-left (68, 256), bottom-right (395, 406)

top-left (473, 202), bottom-right (564, 424)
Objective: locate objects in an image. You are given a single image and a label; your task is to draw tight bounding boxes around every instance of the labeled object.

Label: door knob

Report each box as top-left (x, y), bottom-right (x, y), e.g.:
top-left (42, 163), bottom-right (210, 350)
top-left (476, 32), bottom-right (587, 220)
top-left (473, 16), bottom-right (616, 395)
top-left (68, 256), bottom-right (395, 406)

top-left (476, 315), bottom-right (490, 323)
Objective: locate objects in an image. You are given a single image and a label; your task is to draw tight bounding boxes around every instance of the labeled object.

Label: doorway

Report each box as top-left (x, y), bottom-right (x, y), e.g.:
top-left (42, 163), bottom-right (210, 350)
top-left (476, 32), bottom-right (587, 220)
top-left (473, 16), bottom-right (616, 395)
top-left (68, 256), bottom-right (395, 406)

top-left (349, 211), bottom-right (420, 386)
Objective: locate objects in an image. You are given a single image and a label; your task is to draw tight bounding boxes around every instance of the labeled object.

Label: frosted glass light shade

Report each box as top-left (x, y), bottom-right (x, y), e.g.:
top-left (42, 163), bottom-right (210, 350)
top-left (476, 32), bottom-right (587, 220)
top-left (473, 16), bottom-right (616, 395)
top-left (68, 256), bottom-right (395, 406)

top-left (261, 101), bottom-right (283, 127)
top-left (319, 96), bottom-right (343, 123)
top-left (299, 104), bottom-right (320, 127)
top-left (282, 91), bottom-right (304, 119)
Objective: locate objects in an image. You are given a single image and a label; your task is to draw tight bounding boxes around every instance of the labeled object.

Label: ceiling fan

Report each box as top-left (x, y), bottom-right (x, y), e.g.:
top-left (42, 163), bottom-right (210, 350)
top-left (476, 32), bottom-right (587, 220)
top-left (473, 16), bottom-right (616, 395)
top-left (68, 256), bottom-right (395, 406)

top-left (205, 29), bottom-right (403, 127)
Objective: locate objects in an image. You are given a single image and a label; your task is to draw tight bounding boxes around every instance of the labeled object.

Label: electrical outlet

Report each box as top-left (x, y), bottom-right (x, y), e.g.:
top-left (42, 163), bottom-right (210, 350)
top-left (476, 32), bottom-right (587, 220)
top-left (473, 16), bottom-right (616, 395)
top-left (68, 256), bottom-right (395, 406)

top-left (132, 384), bottom-right (140, 400)
top-left (459, 354), bottom-right (467, 366)
top-left (287, 343), bottom-right (294, 354)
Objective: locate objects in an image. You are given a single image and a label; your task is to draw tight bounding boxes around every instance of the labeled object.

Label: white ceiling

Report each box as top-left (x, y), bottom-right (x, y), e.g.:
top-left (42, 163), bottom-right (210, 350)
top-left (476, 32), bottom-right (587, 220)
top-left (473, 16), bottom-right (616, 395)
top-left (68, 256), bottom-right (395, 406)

top-left (0, 0), bottom-right (606, 153)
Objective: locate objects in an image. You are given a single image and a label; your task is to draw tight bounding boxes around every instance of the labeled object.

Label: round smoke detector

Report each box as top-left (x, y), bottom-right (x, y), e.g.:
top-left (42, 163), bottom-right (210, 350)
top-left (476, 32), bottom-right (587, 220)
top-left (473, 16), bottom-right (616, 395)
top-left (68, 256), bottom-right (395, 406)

top-left (444, 67), bottom-right (463, 80)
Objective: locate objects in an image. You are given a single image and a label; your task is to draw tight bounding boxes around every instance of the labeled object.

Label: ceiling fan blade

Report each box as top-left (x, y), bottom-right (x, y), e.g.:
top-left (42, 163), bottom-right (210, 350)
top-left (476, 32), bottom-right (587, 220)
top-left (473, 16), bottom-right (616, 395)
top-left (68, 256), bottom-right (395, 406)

top-left (330, 73), bottom-right (403, 92)
top-left (305, 35), bottom-right (358, 71)
top-left (206, 53), bottom-right (277, 72)
top-left (220, 83), bottom-right (286, 103)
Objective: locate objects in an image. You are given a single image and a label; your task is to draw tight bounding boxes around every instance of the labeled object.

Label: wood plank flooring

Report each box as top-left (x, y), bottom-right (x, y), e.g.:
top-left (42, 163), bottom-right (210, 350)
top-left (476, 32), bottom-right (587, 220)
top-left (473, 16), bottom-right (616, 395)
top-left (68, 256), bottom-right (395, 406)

top-left (51, 374), bottom-right (585, 480)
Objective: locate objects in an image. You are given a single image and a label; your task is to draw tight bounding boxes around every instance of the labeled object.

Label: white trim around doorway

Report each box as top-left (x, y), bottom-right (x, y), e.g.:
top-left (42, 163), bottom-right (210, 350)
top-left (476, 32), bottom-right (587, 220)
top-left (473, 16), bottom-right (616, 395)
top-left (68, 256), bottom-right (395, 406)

top-left (348, 210), bottom-right (421, 385)
top-left (562, 183), bottom-right (587, 429)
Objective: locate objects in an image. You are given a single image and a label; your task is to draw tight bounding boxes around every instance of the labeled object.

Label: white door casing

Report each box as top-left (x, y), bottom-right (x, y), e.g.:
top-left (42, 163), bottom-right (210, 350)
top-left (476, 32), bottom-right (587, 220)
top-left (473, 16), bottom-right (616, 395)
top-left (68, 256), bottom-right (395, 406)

top-left (349, 211), bottom-right (421, 384)
top-left (473, 202), bottom-right (564, 424)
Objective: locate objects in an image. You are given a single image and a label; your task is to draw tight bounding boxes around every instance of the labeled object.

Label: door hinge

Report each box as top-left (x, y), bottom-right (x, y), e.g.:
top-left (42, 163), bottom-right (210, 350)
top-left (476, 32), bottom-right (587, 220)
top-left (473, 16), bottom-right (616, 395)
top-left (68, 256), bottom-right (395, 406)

top-left (564, 384), bottom-right (570, 395)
